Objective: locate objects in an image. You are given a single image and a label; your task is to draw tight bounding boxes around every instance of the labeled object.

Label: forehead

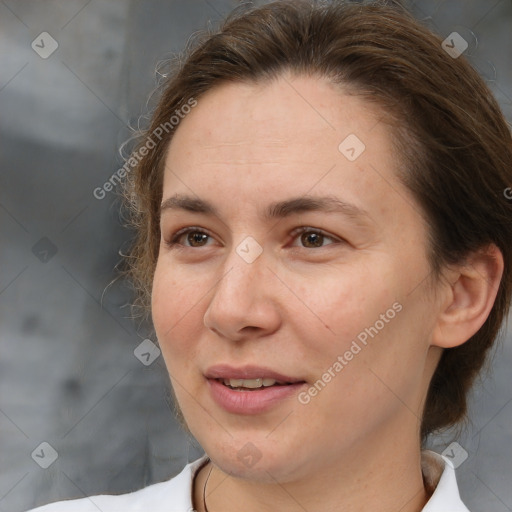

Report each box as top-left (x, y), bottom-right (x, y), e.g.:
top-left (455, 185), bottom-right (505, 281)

top-left (161, 74), bottom-right (421, 234)
top-left (166, 74), bottom-right (385, 164)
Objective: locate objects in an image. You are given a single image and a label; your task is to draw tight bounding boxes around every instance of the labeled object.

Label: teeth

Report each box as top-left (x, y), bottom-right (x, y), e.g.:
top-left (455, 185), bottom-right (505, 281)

top-left (222, 378), bottom-right (281, 389)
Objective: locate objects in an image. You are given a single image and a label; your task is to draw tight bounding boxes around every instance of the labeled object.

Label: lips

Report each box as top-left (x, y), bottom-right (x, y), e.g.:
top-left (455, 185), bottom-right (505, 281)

top-left (205, 364), bottom-right (307, 414)
top-left (205, 364), bottom-right (304, 383)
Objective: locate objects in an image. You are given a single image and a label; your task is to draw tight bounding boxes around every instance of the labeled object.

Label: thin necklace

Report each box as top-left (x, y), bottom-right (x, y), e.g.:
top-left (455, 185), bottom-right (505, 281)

top-left (203, 461), bottom-right (214, 512)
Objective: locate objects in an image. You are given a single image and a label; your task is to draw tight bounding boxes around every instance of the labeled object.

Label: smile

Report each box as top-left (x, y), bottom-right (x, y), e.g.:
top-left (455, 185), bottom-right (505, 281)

top-left (220, 377), bottom-right (293, 390)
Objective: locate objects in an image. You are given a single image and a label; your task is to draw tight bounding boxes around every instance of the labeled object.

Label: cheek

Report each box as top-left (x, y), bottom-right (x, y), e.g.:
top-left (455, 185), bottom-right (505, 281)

top-left (151, 263), bottom-right (175, 338)
top-left (289, 265), bottom-right (397, 351)
top-left (151, 261), bottom-right (205, 367)
top-left (305, 281), bottom-right (434, 429)
top-left (288, 260), bottom-right (425, 409)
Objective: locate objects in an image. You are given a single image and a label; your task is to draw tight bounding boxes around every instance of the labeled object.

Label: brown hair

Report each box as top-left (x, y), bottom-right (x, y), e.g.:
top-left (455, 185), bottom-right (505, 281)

top-left (121, 0), bottom-right (512, 440)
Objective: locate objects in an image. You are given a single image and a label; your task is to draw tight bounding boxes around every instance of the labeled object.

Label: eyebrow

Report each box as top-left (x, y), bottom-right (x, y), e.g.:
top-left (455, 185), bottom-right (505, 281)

top-left (160, 193), bottom-right (372, 223)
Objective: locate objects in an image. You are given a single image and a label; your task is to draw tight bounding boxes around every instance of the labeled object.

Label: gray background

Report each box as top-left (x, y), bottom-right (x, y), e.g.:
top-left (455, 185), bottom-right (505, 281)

top-left (1, 1), bottom-right (511, 511)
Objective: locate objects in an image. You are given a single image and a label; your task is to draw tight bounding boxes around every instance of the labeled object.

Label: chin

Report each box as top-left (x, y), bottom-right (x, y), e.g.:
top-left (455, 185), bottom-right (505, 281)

top-left (210, 450), bottom-right (287, 483)
top-left (202, 434), bottom-right (308, 484)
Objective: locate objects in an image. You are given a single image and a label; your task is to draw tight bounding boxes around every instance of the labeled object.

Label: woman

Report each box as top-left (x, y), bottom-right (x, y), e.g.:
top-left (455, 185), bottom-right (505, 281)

top-left (28, 0), bottom-right (512, 510)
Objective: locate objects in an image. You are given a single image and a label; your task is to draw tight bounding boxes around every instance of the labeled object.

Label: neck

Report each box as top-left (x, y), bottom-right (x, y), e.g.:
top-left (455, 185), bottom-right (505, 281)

top-left (194, 427), bottom-right (429, 512)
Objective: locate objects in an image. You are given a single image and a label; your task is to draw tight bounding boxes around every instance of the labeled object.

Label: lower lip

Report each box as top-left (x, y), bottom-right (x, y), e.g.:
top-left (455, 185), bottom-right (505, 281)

top-left (207, 378), bottom-right (307, 415)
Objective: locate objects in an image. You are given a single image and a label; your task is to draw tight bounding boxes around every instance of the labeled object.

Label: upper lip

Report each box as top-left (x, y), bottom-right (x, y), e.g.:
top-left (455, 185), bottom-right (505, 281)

top-left (205, 364), bottom-right (305, 383)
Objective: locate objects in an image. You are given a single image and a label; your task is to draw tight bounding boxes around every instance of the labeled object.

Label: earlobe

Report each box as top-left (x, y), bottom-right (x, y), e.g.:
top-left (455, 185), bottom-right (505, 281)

top-left (431, 244), bottom-right (504, 349)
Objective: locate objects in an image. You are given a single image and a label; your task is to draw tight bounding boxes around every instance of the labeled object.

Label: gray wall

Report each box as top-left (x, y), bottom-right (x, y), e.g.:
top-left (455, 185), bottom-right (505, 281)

top-left (1, 1), bottom-right (511, 511)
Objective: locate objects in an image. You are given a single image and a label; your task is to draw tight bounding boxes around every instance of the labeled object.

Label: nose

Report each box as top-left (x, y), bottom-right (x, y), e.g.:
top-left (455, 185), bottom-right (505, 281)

top-left (203, 242), bottom-right (282, 341)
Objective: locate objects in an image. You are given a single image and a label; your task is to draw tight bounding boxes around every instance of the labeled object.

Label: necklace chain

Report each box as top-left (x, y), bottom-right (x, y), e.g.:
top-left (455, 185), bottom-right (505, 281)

top-left (203, 460), bottom-right (214, 512)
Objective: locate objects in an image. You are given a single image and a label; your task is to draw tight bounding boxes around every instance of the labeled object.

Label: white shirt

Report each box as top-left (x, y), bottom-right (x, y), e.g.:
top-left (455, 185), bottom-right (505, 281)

top-left (26, 450), bottom-right (470, 511)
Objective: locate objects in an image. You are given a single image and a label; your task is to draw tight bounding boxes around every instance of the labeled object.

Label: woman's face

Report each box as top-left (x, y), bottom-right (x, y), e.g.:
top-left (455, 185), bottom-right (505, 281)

top-left (152, 74), bottom-right (444, 482)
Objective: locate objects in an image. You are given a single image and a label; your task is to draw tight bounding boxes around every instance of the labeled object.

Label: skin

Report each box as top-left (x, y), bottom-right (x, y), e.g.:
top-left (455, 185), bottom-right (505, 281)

top-left (151, 72), bottom-right (503, 512)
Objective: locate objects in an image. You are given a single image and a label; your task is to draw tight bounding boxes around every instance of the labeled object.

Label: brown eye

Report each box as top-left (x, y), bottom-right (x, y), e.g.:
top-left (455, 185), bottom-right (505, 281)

top-left (300, 231), bottom-right (325, 248)
top-left (186, 231), bottom-right (210, 247)
top-left (165, 227), bottom-right (213, 248)
top-left (291, 227), bottom-right (340, 249)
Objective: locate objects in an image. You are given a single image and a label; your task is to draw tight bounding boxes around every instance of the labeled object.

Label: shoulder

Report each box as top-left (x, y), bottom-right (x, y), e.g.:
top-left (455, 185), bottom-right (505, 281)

top-left (25, 455), bottom-right (209, 512)
top-left (421, 450), bottom-right (470, 512)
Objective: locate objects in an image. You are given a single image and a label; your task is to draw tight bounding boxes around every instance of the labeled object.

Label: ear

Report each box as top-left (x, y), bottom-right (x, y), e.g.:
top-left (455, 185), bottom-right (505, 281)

top-left (432, 244), bottom-right (504, 349)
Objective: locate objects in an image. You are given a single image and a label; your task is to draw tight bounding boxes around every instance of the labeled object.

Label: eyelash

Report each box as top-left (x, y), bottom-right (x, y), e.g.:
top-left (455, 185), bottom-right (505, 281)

top-left (164, 226), bottom-right (343, 250)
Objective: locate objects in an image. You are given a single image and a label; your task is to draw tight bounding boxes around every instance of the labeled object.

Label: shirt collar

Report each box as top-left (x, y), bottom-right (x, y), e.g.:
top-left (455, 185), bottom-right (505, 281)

top-left (420, 450), bottom-right (470, 511)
